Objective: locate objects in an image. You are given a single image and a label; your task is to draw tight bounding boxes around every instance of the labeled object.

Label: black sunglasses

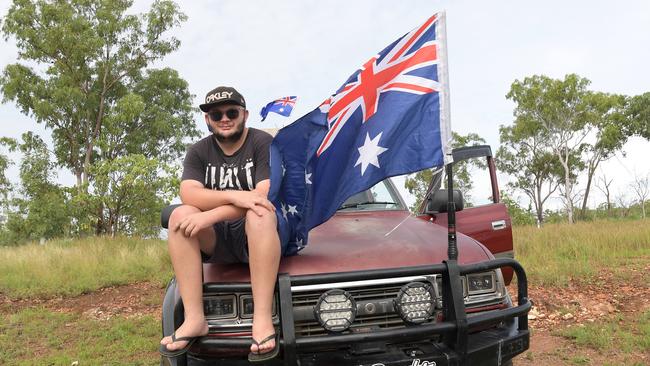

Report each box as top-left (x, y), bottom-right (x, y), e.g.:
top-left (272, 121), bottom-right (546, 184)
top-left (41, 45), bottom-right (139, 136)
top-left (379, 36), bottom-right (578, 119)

top-left (208, 108), bottom-right (241, 121)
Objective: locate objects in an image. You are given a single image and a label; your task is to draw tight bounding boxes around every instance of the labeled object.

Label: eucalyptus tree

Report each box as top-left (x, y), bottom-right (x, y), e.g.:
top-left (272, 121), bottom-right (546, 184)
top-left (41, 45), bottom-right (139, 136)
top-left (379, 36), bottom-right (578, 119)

top-left (496, 122), bottom-right (563, 226)
top-left (506, 74), bottom-right (592, 224)
top-left (630, 173), bottom-right (649, 219)
top-left (0, 0), bottom-right (200, 235)
top-left (578, 92), bottom-right (628, 218)
top-left (4, 133), bottom-right (69, 242)
top-left (626, 92), bottom-right (650, 139)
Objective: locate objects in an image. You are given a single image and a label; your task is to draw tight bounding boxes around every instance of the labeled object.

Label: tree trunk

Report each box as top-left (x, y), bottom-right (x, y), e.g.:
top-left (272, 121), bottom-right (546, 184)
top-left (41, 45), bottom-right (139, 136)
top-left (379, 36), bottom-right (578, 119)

top-left (83, 94), bottom-right (106, 185)
top-left (558, 145), bottom-right (574, 224)
top-left (580, 153), bottom-right (602, 220)
top-left (534, 185), bottom-right (544, 227)
top-left (83, 63), bottom-right (110, 185)
top-left (95, 202), bottom-right (105, 235)
top-left (75, 169), bottom-right (82, 189)
top-left (564, 178), bottom-right (573, 224)
top-left (564, 166), bottom-right (574, 224)
top-left (580, 171), bottom-right (594, 219)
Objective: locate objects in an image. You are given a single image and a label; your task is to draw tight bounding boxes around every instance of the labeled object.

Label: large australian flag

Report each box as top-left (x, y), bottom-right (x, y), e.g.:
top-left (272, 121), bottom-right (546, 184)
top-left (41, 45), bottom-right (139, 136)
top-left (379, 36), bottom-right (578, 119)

top-left (269, 12), bottom-right (453, 256)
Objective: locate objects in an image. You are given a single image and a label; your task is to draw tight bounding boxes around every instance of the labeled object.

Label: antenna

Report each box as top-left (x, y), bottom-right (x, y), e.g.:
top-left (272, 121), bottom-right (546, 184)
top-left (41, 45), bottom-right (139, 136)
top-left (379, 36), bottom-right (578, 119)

top-left (446, 162), bottom-right (457, 260)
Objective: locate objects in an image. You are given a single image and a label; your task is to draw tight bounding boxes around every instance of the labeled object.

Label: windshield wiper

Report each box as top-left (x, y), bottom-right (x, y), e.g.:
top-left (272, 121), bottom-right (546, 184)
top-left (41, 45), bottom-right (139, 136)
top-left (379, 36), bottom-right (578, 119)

top-left (338, 201), bottom-right (398, 210)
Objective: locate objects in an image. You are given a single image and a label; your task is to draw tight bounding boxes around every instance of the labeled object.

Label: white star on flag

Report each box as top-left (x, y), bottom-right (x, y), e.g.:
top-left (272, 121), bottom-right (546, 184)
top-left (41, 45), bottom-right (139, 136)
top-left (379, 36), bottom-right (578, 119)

top-left (279, 107), bottom-right (285, 112)
top-left (287, 204), bottom-right (298, 216)
top-left (305, 172), bottom-right (312, 184)
top-left (280, 202), bottom-right (289, 221)
top-left (355, 132), bottom-right (388, 175)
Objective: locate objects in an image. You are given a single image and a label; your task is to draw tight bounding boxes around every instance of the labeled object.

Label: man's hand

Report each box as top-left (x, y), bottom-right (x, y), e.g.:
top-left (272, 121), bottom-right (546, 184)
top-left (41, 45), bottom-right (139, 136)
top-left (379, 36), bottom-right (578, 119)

top-left (174, 211), bottom-right (215, 237)
top-left (230, 190), bottom-right (275, 217)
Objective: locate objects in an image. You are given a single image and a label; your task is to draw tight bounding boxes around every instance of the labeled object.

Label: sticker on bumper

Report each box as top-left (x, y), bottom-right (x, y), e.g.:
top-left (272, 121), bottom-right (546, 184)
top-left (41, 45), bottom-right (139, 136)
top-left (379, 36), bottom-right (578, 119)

top-left (372, 359), bottom-right (437, 366)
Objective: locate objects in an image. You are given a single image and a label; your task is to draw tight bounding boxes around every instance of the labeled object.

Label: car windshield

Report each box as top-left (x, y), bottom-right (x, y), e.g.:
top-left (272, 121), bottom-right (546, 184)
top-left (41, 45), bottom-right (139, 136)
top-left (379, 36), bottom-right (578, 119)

top-left (338, 179), bottom-right (404, 211)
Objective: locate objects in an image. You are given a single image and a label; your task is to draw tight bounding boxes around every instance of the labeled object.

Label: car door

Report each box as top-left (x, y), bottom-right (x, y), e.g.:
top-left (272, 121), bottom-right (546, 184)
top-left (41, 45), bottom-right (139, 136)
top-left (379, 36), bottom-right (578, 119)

top-left (424, 146), bottom-right (515, 283)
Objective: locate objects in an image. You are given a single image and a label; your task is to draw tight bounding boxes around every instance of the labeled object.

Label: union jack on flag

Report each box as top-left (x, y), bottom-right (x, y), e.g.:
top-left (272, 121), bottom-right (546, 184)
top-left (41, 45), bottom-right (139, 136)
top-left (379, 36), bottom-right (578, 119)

top-left (318, 14), bottom-right (444, 156)
top-left (260, 96), bottom-right (298, 121)
top-left (269, 12), bottom-right (452, 256)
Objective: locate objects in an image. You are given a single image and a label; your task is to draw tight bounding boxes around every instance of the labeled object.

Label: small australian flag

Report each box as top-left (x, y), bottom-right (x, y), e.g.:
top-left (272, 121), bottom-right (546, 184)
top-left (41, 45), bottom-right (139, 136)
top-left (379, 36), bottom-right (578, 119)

top-left (260, 96), bottom-right (297, 121)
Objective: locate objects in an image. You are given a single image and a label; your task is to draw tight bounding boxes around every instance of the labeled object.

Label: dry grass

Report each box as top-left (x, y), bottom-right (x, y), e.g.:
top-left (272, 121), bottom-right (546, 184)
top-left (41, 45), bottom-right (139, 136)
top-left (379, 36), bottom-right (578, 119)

top-left (0, 236), bottom-right (172, 299)
top-left (513, 219), bottom-right (650, 286)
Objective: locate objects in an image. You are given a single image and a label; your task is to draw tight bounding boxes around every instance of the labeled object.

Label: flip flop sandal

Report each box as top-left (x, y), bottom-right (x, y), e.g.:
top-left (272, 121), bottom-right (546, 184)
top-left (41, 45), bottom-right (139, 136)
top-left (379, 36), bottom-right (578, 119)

top-left (159, 332), bottom-right (199, 357)
top-left (248, 333), bottom-right (280, 362)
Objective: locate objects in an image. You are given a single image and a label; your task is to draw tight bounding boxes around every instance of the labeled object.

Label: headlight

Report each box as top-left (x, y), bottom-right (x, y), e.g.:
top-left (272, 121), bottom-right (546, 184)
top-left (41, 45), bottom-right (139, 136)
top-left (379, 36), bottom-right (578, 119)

top-left (467, 272), bottom-right (496, 295)
top-left (314, 289), bottom-right (356, 332)
top-left (239, 294), bottom-right (277, 319)
top-left (394, 282), bottom-right (435, 324)
top-left (203, 294), bottom-right (236, 319)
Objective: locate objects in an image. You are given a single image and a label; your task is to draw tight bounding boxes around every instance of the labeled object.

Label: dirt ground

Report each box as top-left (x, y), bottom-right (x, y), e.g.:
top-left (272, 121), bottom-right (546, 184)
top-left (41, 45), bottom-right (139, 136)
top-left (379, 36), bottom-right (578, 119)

top-left (2, 268), bottom-right (649, 365)
top-left (514, 265), bottom-right (650, 365)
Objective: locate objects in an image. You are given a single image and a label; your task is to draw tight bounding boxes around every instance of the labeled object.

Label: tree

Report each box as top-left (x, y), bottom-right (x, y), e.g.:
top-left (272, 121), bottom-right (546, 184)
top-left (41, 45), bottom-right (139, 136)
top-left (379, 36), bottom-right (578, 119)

top-left (595, 173), bottom-right (614, 216)
top-left (0, 0), bottom-right (200, 235)
top-left (404, 132), bottom-right (486, 212)
top-left (578, 92), bottom-right (628, 219)
top-left (507, 74), bottom-right (592, 224)
top-left (4, 132), bottom-right (69, 243)
top-left (500, 191), bottom-right (536, 226)
top-left (497, 120), bottom-right (563, 226)
top-left (1, 0), bottom-right (196, 184)
top-left (615, 193), bottom-right (632, 218)
top-left (630, 173), bottom-right (649, 219)
top-left (626, 92), bottom-right (650, 139)
top-left (90, 154), bottom-right (179, 237)
top-left (0, 138), bottom-right (16, 227)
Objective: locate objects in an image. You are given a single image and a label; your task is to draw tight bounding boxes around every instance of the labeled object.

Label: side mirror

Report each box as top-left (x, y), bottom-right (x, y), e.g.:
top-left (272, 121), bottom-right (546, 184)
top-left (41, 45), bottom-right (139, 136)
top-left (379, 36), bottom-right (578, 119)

top-left (425, 189), bottom-right (464, 214)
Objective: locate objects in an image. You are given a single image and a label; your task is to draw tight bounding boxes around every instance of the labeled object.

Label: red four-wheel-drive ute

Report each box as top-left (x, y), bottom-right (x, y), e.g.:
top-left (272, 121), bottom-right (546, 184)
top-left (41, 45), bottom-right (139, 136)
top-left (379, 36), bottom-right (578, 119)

top-left (160, 145), bottom-right (531, 366)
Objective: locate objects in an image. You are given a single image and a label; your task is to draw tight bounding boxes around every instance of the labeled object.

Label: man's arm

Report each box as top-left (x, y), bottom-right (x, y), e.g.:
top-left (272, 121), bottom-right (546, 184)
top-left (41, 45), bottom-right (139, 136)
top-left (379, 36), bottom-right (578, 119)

top-left (180, 179), bottom-right (274, 214)
top-left (199, 179), bottom-right (272, 220)
top-left (174, 179), bottom-right (274, 236)
top-left (180, 179), bottom-right (233, 210)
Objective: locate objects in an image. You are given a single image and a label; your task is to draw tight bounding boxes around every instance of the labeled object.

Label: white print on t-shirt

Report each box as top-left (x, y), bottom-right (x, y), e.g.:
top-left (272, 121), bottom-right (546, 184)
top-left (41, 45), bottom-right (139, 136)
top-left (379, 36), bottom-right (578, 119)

top-left (204, 159), bottom-right (255, 190)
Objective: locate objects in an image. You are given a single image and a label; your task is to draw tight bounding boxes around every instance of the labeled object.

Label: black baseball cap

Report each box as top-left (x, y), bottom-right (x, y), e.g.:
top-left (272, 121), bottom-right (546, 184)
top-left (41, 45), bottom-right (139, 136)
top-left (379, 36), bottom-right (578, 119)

top-left (199, 86), bottom-right (246, 112)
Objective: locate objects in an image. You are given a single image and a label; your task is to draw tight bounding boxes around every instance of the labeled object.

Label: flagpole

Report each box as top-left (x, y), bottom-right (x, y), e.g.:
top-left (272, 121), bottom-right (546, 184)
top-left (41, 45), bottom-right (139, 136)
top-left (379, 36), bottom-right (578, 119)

top-left (437, 10), bottom-right (456, 259)
top-left (436, 11), bottom-right (467, 362)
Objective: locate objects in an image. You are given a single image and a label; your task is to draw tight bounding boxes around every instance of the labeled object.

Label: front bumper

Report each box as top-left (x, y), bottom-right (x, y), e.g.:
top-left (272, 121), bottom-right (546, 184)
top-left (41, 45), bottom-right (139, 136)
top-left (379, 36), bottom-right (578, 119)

top-left (186, 322), bottom-right (528, 366)
top-left (162, 258), bottom-right (531, 366)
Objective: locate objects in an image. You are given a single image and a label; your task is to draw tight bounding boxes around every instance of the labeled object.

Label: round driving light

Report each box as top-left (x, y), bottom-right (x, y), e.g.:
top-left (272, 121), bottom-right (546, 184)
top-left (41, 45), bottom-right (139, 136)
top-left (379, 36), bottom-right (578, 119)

top-left (314, 289), bottom-right (356, 332)
top-left (394, 282), bottom-right (435, 325)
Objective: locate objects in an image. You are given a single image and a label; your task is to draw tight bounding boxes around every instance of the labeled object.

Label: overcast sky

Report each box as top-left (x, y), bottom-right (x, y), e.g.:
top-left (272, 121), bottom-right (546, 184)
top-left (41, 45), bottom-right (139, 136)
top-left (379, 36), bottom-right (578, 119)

top-left (1, 0), bottom-right (648, 208)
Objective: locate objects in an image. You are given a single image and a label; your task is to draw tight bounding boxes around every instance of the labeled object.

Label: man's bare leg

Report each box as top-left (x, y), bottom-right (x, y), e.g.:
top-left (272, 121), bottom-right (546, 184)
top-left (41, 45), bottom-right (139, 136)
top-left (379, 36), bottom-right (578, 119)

top-left (160, 205), bottom-right (214, 351)
top-left (245, 209), bottom-right (281, 354)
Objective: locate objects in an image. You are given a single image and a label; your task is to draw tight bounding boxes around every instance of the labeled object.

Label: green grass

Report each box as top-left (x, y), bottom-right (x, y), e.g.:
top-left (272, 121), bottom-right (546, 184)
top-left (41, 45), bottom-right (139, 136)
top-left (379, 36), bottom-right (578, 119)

top-left (513, 219), bottom-right (650, 286)
top-left (570, 355), bottom-right (591, 365)
top-left (0, 307), bottom-right (159, 365)
top-left (0, 236), bottom-right (172, 299)
top-left (557, 311), bottom-right (650, 353)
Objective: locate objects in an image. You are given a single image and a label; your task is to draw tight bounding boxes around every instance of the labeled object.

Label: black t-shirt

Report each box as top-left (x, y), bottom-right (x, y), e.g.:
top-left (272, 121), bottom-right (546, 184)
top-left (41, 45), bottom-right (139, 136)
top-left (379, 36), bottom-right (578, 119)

top-left (181, 128), bottom-right (273, 191)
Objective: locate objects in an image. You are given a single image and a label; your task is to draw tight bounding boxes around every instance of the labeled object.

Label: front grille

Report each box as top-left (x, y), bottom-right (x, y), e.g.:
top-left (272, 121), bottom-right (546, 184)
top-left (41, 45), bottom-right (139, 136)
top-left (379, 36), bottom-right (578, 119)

top-left (292, 282), bottom-right (433, 337)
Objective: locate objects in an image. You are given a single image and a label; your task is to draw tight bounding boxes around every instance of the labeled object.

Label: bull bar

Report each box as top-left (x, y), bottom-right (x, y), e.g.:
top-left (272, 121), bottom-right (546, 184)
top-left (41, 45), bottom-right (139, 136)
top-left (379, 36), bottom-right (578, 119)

top-left (163, 257), bottom-right (531, 366)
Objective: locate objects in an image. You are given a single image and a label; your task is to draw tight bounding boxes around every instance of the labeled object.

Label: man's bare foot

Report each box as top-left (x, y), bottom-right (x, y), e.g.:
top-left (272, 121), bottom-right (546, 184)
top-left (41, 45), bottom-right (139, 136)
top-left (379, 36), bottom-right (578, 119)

top-left (250, 315), bottom-right (276, 354)
top-left (160, 319), bottom-right (209, 351)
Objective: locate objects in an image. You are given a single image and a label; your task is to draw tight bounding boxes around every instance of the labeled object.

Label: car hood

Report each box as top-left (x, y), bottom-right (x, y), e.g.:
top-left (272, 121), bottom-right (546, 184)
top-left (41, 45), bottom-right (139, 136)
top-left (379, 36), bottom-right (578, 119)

top-left (203, 210), bottom-right (491, 283)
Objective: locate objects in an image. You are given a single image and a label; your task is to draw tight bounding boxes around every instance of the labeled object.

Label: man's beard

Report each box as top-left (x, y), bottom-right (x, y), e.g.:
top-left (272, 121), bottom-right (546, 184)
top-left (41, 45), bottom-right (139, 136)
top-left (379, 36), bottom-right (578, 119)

top-left (214, 122), bottom-right (245, 143)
